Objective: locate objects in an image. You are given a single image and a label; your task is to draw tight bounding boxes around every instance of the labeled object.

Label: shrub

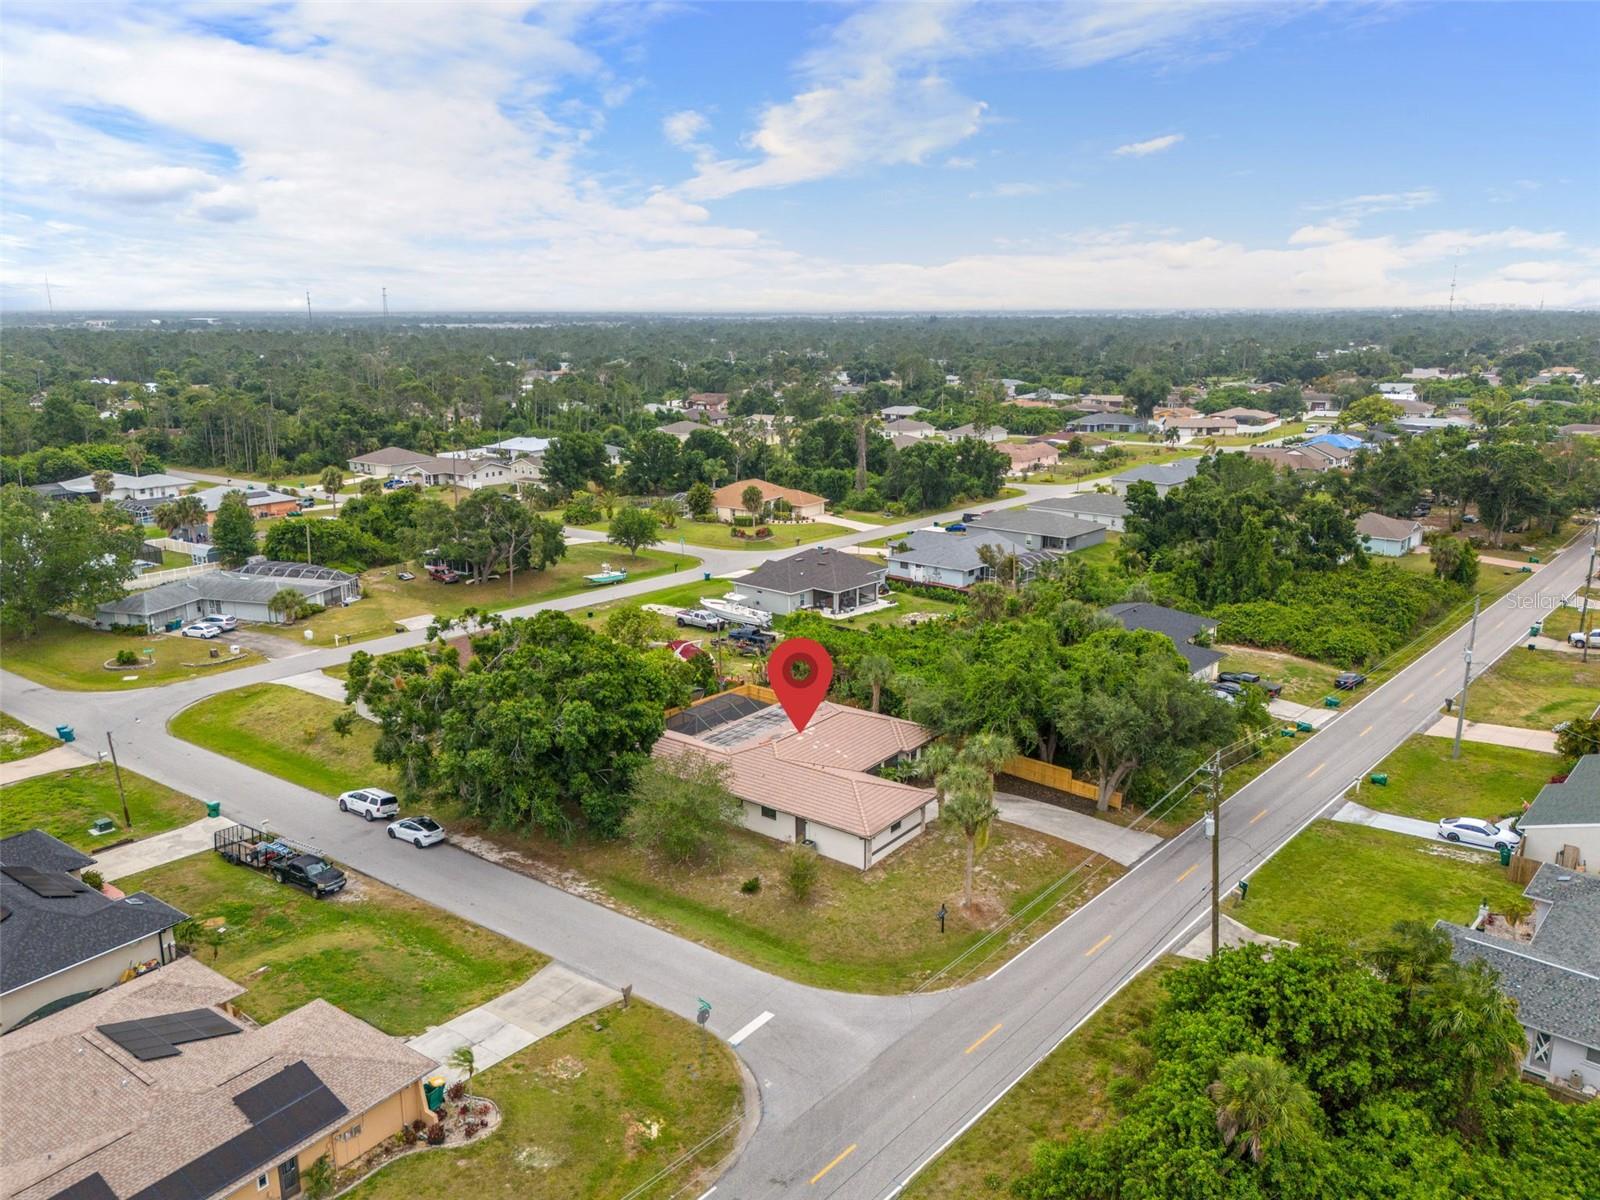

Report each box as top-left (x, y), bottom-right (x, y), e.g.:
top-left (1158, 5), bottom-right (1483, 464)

top-left (740, 876), bottom-right (761, 894)
top-left (446, 1081), bottom-right (466, 1102)
top-left (563, 494), bottom-right (602, 525)
top-left (114, 648), bottom-right (140, 666)
top-left (783, 844), bottom-right (821, 903)
top-left (399, 1126), bottom-right (418, 1146)
top-left (426, 1122), bottom-right (446, 1146)
top-left (82, 870), bottom-right (104, 890)
top-left (754, 526), bottom-right (772, 538)
top-left (411, 1118), bottom-right (428, 1133)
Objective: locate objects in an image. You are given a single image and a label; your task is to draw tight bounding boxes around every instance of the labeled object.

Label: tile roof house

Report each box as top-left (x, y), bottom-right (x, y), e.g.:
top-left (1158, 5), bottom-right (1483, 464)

top-left (0, 830), bottom-right (187, 1035)
top-left (963, 508), bottom-right (1107, 554)
top-left (1164, 416), bottom-right (1239, 442)
top-left (885, 529), bottom-right (1061, 590)
top-left (1065, 412), bottom-right (1144, 434)
top-left (1355, 511), bottom-right (1424, 557)
top-left (391, 454), bottom-right (540, 491)
top-left (1109, 457), bottom-right (1202, 496)
top-left (1440, 864), bottom-right (1600, 1095)
top-left (1246, 445), bottom-right (1351, 474)
top-left (656, 695), bottom-right (935, 869)
top-left (711, 478), bottom-right (828, 522)
top-left (995, 442), bottom-right (1060, 474)
top-left (1, 957), bottom-right (438, 1200)
top-left (656, 419), bottom-right (714, 441)
top-left (94, 562), bottom-right (360, 631)
top-left (1026, 492), bottom-right (1130, 532)
top-left (1103, 601), bottom-right (1224, 680)
top-left (731, 548), bottom-right (887, 617)
top-left (1516, 755), bottom-right (1600, 870)
top-left (880, 418), bottom-right (936, 439)
top-left (1210, 407), bottom-right (1280, 427)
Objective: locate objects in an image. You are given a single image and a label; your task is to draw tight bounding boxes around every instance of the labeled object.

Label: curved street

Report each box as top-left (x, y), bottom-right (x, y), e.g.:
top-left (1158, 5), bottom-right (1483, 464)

top-left (2, 493), bottom-right (1589, 1200)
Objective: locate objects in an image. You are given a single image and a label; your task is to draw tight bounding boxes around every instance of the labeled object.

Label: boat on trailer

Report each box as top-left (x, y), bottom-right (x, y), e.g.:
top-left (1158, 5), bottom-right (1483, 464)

top-left (700, 592), bottom-right (772, 627)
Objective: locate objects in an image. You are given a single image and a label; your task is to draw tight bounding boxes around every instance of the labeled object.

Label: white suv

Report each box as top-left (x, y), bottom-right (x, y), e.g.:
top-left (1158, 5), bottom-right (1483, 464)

top-left (337, 788), bottom-right (398, 821)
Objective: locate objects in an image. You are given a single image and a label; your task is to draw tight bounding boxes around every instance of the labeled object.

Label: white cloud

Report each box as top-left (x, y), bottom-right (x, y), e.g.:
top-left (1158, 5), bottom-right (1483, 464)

top-left (1315, 188), bottom-right (1439, 217)
top-left (663, 109), bottom-right (709, 149)
top-left (944, 155), bottom-right (977, 169)
top-left (1113, 133), bottom-right (1183, 157)
top-left (93, 165), bottom-right (220, 204)
top-left (970, 181), bottom-right (1043, 199)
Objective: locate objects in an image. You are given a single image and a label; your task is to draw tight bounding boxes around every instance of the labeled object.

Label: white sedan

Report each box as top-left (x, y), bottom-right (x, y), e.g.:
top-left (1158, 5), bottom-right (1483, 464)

top-left (388, 816), bottom-right (446, 848)
top-left (181, 623), bottom-right (220, 639)
top-left (1437, 817), bottom-right (1521, 851)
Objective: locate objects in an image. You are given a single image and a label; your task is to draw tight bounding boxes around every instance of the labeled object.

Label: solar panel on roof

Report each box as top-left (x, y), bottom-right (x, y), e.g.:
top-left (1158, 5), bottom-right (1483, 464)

top-left (98, 1008), bottom-right (240, 1060)
top-left (45, 1173), bottom-right (118, 1200)
top-left (0, 864), bottom-right (89, 898)
top-left (234, 1059), bottom-right (323, 1122)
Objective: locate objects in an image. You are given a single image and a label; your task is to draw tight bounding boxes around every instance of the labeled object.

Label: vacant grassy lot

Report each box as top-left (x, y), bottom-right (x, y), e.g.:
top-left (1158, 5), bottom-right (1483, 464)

top-left (0, 712), bottom-right (55, 763)
top-left (1463, 647), bottom-right (1600, 728)
top-left (465, 817), bottom-right (1117, 993)
top-left (344, 1000), bottom-right (742, 1200)
top-left (1218, 646), bottom-right (1341, 706)
top-left (905, 959), bottom-right (1181, 1200)
top-left (261, 543), bottom-right (698, 644)
top-left (1356, 735), bottom-right (1557, 823)
top-left (1025, 446), bottom-right (1199, 484)
top-left (638, 517), bottom-right (853, 550)
top-left (0, 763), bottom-right (202, 848)
top-left (1224, 821), bottom-right (1526, 945)
top-left (1, 618), bottom-right (260, 691)
top-left (830, 486), bottom-right (1025, 526)
top-left (122, 852), bottom-right (544, 1034)
top-left (170, 684), bottom-right (393, 797)
top-left (1391, 548), bottom-right (1535, 603)
top-left (1539, 605), bottom-right (1595, 644)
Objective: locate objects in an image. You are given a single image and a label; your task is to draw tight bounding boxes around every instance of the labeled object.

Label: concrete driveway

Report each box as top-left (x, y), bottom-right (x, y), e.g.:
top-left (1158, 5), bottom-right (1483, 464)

top-left (995, 795), bottom-right (1162, 866)
top-left (1332, 800), bottom-right (1493, 852)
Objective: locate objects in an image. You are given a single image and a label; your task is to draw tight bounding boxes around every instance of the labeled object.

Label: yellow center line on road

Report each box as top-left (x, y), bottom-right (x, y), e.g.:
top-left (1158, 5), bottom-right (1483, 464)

top-left (810, 1144), bottom-right (857, 1185)
top-left (1250, 808), bottom-right (1268, 824)
top-left (1359, 724), bottom-right (1373, 737)
top-left (1403, 692), bottom-right (1415, 703)
top-left (1085, 934), bottom-right (1113, 957)
top-left (964, 1023), bottom-right (1003, 1055)
top-left (1176, 864), bottom-right (1198, 884)
top-left (1432, 666), bottom-right (1446, 677)
top-left (1306, 762), bottom-right (1327, 779)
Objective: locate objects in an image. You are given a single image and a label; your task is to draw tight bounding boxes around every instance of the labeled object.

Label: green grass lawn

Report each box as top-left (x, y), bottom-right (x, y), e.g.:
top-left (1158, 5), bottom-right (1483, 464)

top-left (343, 1000), bottom-right (742, 1200)
top-left (1356, 735), bottom-right (1557, 823)
top-left (1218, 646), bottom-right (1341, 706)
top-left (1025, 446), bottom-right (1199, 485)
top-left (0, 617), bottom-right (261, 691)
top-left (1538, 605), bottom-right (1595, 645)
top-left (1463, 647), bottom-right (1600, 728)
top-left (122, 853), bottom-right (544, 1035)
top-left (170, 684), bottom-right (393, 796)
top-left (259, 543), bottom-right (698, 644)
top-left (1391, 549), bottom-right (1535, 604)
top-left (1223, 821), bottom-right (1527, 945)
top-left (0, 763), bottom-right (203, 849)
top-left (905, 960), bottom-right (1180, 1199)
top-left (0, 711), bottom-right (56, 763)
top-left (573, 577), bottom-right (962, 636)
top-left (657, 518), bottom-right (854, 550)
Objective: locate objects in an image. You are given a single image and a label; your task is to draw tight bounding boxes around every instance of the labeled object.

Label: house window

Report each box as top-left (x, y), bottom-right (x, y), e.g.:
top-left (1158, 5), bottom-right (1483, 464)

top-left (889, 820), bottom-right (902, 833)
top-left (760, 806), bottom-right (777, 820)
top-left (1587, 1045), bottom-right (1600, 1067)
top-left (256, 1174), bottom-right (269, 1191)
top-left (1529, 1030), bottom-right (1553, 1072)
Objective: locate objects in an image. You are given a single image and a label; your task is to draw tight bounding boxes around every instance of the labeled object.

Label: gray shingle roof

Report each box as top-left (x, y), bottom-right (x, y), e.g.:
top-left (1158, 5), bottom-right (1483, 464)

top-left (348, 446), bottom-right (430, 466)
top-left (98, 564), bottom-right (356, 618)
top-left (888, 530), bottom-right (1058, 573)
top-left (1113, 459), bottom-right (1201, 488)
top-left (1520, 755), bottom-right (1600, 828)
top-left (738, 548), bottom-right (885, 595)
top-left (0, 832), bottom-right (95, 875)
top-left (0, 832), bottom-right (186, 998)
top-left (964, 509), bottom-right (1104, 540)
top-left (1104, 602), bottom-right (1224, 675)
top-left (1027, 493), bottom-right (1129, 519)
top-left (1443, 926), bottom-right (1600, 1049)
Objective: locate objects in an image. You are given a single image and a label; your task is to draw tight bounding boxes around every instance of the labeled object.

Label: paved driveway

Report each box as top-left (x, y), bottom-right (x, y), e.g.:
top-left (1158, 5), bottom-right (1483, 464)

top-left (995, 795), bottom-right (1162, 866)
top-left (1332, 800), bottom-right (1491, 851)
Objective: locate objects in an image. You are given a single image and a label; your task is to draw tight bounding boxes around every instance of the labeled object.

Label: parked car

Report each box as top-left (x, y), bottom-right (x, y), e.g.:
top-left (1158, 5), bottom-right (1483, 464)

top-left (1217, 671), bottom-right (1260, 685)
top-left (677, 608), bottom-right (728, 630)
top-left (337, 788), bottom-right (399, 821)
top-left (1436, 817), bottom-right (1522, 851)
top-left (388, 815), bottom-right (446, 848)
top-left (383, 477), bottom-right (408, 489)
top-left (297, 496), bottom-right (318, 509)
top-left (426, 564), bottom-right (461, 583)
top-left (1333, 671), bottom-right (1367, 690)
top-left (1566, 629), bottom-right (1600, 649)
top-left (181, 623), bottom-right (220, 639)
top-left (1462, 513), bottom-right (1478, 524)
top-left (1259, 680), bottom-right (1285, 700)
top-left (1209, 688), bottom-right (1237, 704)
top-left (1211, 680), bottom-right (1244, 696)
top-left (275, 854), bottom-right (347, 896)
top-left (196, 614), bottom-right (237, 632)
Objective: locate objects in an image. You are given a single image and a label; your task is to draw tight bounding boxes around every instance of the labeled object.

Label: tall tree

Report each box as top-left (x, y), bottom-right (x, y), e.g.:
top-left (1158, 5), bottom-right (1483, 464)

top-left (938, 759), bottom-right (997, 909)
top-left (0, 485), bottom-right (142, 636)
top-left (608, 505), bottom-right (661, 560)
top-left (210, 490), bottom-right (258, 566)
top-left (1208, 1053), bottom-right (1318, 1164)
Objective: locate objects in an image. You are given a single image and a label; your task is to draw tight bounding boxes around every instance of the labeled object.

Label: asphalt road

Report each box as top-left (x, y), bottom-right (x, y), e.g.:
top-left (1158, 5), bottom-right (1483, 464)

top-left (2, 503), bottom-right (1590, 1200)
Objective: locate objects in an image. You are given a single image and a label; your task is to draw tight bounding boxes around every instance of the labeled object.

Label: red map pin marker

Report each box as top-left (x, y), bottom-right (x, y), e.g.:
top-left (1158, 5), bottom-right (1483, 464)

top-left (768, 637), bottom-right (833, 733)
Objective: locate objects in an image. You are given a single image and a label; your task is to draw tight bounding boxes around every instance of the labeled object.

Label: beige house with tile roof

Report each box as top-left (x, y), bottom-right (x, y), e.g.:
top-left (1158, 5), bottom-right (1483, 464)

top-left (655, 695), bottom-right (936, 869)
top-left (3, 958), bottom-right (436, 1200)
top-left (711, 478), bottom-right (828, 522)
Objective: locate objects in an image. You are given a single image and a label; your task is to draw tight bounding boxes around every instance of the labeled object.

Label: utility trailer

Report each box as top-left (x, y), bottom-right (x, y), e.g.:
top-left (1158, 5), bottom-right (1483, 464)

top-left (212, 822), bottom-right (348, 898)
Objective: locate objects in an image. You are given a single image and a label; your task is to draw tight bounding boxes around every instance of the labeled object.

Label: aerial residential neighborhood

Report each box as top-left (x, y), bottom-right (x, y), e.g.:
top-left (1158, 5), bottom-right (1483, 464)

top-left (2, 2), bottom-right (1598, 1199)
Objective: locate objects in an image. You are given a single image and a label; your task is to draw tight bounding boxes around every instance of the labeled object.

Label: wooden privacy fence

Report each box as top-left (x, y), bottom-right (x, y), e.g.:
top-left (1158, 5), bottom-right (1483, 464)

top-left (1002, 755), bottom-right (1122, 810)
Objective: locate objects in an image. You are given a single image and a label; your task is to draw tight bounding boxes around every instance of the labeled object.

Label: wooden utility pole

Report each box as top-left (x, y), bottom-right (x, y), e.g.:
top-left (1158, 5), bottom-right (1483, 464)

top-left (1579, 516), bottom-right (1598, 665)
top-left (1207, 751), bottom-right (1222, 957)
top-left (1452, 595), bottom-right (1481, 760)
top-left (106, 731), bottom-right (132, 829)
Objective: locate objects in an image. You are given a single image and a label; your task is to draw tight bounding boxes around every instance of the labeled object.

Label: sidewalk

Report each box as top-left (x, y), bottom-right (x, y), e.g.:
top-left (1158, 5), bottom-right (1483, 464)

top-left (91, 815), bottom-right (236, 881)
top-left (1267, 698), bottom-right (1337, 730)
top-left (0, 743), bottom-right (93, 786)
top-left (1331, 800), bottom-right (1493, 852)
top-left (995, 795), bottom-right (1163, 866)
top-left (1423, 717), bottom-right (1558, 753)
top-left (408, 962), bottom-right (618, 1083)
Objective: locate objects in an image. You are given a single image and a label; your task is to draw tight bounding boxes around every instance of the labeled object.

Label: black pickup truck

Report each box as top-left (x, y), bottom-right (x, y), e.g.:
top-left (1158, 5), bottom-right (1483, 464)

top-left (213, 823), bottom-right (347, 898)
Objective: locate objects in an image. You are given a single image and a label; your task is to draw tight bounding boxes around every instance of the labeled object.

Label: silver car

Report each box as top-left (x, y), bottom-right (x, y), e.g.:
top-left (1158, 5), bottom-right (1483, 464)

top-left (1436, 817), bottom-right (1521, 851)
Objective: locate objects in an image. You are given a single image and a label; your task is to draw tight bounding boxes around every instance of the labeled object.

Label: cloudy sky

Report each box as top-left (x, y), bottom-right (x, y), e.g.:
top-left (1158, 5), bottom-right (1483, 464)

top-left (2, 0), bottom-right (1596, 311)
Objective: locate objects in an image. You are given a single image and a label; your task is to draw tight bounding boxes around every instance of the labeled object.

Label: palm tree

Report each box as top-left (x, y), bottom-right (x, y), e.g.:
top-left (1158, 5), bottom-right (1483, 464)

top-left (961, 731), bottom-right (1015, 782)
top-left (268, 588), bottom-right (306, 625)
top-left (938, 760), bottom-right (996, 908)
top-left (976, 542), bottom-right (1020, 591)
top-left (1419, 959), bottom-right (1526, 1124)
top-left (1372, 919), bottom-right (1452, 995)
top-left (448, 1044), bottom-right (476, 1085)
top-left (91, 469), bottom-right (115, 501)
top-left (319, 465), bottom-right (344, 512)
top-left (152, 501), bottom-right (183, 538)
top-left (168, 494), bottom-right (206, 541)
top-left (1208, 1052), bottom-right (1316, 1164)
top-left (857, 652), bottom-right (895, 713)
top-left (124, 440), bottom-right (147, 478)
top-left (741, 483), bottom-right (765, 525)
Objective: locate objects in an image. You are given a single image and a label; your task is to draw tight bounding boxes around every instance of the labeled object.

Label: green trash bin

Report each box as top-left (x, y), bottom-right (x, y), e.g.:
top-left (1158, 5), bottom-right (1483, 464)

top-left (424, 1076), bottom-right (446, 1111)
top-left (1323, 694), bottom-right (1342, 708)
top-left (55, 725), bottom-right (75, 742)
top-left (204, 801), bottom-right (221, 819)
top-left (1295, 720), bottom-right (1314, 733)
top-left (1499, 844), bottom-right (1512, 867)
top-left (1370, 772), bottom-right (1388, 786)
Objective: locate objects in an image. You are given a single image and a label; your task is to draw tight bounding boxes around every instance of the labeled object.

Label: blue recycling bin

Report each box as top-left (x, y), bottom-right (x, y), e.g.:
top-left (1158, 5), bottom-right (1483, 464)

top-left (55, 725), bottom-right (75, 742)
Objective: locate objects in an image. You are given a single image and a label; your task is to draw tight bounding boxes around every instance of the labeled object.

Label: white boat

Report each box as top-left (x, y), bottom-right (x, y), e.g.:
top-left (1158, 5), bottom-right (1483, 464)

top-left (700, 592), bottom-right (772, 628)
